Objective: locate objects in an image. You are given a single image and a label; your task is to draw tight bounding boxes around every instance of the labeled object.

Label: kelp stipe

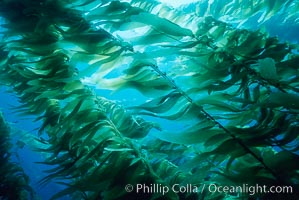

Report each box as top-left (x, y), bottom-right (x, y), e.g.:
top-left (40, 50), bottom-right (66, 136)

top-left (0, 0), bottom-right (299, 199)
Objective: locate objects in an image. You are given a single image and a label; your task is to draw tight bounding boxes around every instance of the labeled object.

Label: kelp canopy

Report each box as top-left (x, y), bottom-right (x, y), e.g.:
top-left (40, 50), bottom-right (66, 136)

top-left (0, 0), bottom-right (299, 199)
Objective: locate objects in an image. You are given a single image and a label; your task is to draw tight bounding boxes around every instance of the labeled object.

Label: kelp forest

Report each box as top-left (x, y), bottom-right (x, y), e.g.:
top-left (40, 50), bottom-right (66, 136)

top-left (0, 0), bottom-right (299, 199)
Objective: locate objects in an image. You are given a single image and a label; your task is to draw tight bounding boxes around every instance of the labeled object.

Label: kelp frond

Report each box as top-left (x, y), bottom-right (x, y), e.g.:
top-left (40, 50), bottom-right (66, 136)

top-left (0, 112), bottom-right (35, 199)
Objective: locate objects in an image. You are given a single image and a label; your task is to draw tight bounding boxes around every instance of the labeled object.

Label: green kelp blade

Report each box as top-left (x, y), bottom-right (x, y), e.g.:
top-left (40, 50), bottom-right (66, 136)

top-left (275, 125), bottom-right (299, 147)
top-left (137, 101), bottom-right (205, 121)
top-left (129, 91), bottom-right (183, 114)
top-left (195, 96), bottom-right (242, 112)
top-left (124, 58), bottom-right (156, 75)
top-left (130, 12), bottom-right (194, 37)
top-left (264, 150), bottom-right (299, 172)
top-left (204, 133), bottom-right (230, 148)
top-left (80, 136), bottom-right (114, 163)
top-left (257, 57), bottom-right (279, 81)
top-left (213, 166), bottom-right (272, 185)
top-left (136, 102), bottom-right (192, 120)
top-left (262, 92), bottom-right (299, 109)
top-left (130, 30), bottom-right (179, 46)
top-left (50, 186), bottom-right (81, 200)
top-left (152, 121), bottom-right (219, 145)
top-left (202, 139), bottom-right (245, 156)
top-left (68, 120), bottom-right (102, 149)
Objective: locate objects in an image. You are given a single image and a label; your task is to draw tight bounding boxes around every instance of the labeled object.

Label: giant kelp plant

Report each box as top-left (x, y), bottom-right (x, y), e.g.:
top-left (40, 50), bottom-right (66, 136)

top-left (0, 112), bottom-right (35, 199)
top-left (0, 0), bottom-right (299, 199)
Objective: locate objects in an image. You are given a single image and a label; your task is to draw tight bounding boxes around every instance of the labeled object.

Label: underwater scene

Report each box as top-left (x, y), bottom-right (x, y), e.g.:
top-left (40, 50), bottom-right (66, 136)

top-left (0, 0), bottom-right (299, 199)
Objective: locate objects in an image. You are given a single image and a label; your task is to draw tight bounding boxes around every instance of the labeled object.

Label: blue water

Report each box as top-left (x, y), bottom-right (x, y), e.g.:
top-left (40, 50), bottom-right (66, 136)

top-left (0, 87), bottom-right (69, 200)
